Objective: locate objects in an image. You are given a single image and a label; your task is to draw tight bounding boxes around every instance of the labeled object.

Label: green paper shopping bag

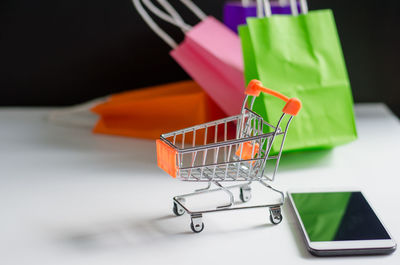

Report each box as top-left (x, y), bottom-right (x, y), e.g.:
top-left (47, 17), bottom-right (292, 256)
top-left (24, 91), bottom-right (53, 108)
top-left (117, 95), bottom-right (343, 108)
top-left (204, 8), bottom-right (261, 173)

top-left (239, 0), bottom-right (357, 152)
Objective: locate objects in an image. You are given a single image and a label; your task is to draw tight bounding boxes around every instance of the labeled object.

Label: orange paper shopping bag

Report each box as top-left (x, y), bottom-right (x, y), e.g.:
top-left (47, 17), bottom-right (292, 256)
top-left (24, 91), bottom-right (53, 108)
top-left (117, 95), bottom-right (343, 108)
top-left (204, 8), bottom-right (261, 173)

top-left (91, 80), bottom-right (226, 139)
top-left (133, 0), bottom-right (245, 116)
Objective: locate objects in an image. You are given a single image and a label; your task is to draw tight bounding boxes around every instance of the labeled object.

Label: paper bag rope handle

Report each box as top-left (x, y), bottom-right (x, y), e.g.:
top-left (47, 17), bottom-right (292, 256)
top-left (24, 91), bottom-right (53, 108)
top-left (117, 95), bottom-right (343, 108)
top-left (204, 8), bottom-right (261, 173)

top-left (245, 79), bottom-right (302, 116)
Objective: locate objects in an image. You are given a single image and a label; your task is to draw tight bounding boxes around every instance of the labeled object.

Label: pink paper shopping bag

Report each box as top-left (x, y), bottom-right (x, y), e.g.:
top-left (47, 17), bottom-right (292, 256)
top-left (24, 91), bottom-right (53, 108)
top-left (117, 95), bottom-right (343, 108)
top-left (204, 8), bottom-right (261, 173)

top-left (133, 0), bottom-right (245, 116)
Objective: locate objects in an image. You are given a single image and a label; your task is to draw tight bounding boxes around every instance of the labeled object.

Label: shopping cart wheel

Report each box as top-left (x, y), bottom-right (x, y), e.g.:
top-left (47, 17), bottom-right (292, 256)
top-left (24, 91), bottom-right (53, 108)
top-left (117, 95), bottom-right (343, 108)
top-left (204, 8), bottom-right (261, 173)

top-left (173, 198), bottom-right (186, 216)
top-left (173, 203), bottom-right (185, 216)
top-left (190, 221), bottom-right (204, 233)
top-left (269, 207), bottom-right (283, 225)
top-left (239, 186), bottom-right (252, 202)
top-left (190, 214), bottom-right (204, 233)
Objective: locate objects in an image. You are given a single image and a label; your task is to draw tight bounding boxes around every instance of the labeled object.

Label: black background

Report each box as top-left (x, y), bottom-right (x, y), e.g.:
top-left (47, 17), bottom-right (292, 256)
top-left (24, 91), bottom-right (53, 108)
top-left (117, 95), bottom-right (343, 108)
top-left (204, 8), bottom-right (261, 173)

top-left (1, 0), bottom-right (399, 116)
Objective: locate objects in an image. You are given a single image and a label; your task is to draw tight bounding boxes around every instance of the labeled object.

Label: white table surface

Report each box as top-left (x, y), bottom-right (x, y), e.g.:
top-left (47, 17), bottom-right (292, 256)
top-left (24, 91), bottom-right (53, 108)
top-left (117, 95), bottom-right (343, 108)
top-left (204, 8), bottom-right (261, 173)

top-left (1, 103), bottom-right (399, 265)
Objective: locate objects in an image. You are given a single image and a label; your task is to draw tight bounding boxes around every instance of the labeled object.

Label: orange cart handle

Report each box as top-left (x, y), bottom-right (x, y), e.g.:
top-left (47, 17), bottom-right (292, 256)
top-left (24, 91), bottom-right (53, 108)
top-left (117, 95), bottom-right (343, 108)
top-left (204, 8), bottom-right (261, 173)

top-left (245, 79), bottom-right (302, 116)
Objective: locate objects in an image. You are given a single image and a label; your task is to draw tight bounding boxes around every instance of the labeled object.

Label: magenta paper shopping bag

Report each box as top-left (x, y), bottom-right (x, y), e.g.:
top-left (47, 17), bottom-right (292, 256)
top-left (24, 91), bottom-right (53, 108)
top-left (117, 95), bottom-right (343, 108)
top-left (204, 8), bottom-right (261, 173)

top-left (133, 0), bottom-right (245, 116)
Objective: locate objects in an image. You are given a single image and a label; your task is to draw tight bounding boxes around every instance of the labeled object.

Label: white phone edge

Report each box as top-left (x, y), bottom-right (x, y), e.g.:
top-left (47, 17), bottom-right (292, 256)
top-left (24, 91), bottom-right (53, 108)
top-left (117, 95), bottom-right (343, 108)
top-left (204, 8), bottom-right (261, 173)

top-left (287, 188), bottom-right (397, 256)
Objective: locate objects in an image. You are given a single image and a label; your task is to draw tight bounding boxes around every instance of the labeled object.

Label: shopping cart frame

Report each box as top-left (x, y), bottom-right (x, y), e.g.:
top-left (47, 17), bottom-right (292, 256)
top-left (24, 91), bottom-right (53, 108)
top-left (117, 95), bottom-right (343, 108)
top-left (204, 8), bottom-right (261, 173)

top-left (157, 80), bottom-right (301, 232)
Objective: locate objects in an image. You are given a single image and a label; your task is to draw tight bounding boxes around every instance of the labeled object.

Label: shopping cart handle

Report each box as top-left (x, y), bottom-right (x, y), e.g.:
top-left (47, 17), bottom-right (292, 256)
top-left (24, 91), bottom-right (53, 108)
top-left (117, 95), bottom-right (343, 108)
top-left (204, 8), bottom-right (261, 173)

top-left (245, 80), bottom-right (302, 116)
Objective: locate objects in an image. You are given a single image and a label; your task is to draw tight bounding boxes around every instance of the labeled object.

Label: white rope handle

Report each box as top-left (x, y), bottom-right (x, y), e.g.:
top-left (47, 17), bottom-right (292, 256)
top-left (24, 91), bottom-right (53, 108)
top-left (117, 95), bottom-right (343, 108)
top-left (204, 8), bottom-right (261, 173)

top-left (142, 0), bottom-right (191, 32)
top-left (289, 0), bottom-right (298, 16)
top-left (157, 0), bottom-right (186, 32)
top-left (300, 0), bottom-right (308, 14)
top-left (264, 0), bottom-right (272, 17)
top-left (132, 0), bottom-right (178, 48)
top-left (132, 0), bottom-right (209, 48)
top-left (289, 0), bottom-right (308, 16)
top-left (256, 0), bottom-right (263, 18)
top-left (260, 0), bottom-right (308, 17)
top-left (258, 0), bottom-right (272, 17)
top-left (180, 0), bottom-right (207, 20)
top-left (145, 0), bottom-right (207, 30)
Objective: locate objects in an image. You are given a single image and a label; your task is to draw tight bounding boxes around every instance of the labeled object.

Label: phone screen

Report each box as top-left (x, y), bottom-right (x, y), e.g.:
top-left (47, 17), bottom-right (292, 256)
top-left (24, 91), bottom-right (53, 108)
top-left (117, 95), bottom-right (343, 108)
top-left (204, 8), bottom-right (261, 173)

top-left (291, 191), bottom-right (391, 242)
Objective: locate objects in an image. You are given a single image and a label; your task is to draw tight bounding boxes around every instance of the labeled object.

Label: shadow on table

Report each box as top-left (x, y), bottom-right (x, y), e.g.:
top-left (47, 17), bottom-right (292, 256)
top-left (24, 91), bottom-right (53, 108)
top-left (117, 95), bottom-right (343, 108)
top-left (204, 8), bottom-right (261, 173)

top-left (277, 149), bottom-right (333, 172)
top-left (57, 214), bottom-right (275, 252)
top-left (54, 150), bottom-right (334, 258)
top-left (58, 215), bottom-right (187, 251)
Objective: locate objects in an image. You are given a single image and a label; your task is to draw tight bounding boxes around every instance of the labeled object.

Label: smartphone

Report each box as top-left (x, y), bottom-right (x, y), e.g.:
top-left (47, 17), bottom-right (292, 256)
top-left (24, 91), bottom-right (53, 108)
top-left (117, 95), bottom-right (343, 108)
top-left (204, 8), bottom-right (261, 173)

top-left (287, 189), bottom-right (396, 256)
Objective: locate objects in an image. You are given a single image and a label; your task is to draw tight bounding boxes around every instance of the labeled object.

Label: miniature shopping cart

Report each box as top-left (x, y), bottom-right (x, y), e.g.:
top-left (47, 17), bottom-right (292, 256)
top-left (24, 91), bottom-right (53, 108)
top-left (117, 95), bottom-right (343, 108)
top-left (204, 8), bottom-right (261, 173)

top-left (156, 80), bottom-right (301, 233)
